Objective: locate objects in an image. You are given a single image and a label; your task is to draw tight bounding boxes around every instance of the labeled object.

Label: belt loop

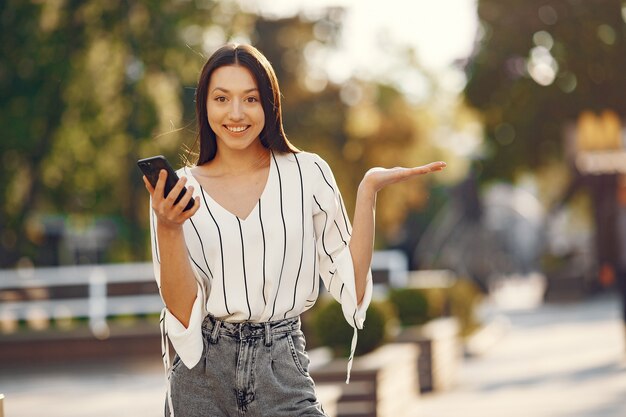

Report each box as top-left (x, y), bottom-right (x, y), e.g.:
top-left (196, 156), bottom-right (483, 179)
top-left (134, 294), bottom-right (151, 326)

top-left (210, 319), bottom-right (221, 344)
top-left (264, 322), bottom-right (272, 347)
top-left (289, 317), bottom-right (296, 333)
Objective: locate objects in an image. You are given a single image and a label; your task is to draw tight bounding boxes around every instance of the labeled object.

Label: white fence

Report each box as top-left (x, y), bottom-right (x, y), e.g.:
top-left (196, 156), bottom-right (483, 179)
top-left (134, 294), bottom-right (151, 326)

top-left (0, 250), bottom-right (412, 337)
top-left (0, 262), bottom-right (161, 337)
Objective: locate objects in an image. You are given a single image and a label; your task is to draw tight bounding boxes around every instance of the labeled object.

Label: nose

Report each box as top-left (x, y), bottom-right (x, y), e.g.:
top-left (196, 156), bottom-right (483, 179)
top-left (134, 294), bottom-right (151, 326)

top-left (228, 100), bottom-right (243, 121)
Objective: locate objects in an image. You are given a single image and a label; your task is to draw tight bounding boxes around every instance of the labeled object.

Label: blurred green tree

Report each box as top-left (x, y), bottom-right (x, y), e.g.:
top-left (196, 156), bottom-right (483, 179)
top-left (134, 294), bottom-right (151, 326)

top-left (464, 0), bottom-right (626, 180)
top-left (0, 1), bottom-right (449, 267)
top-left (0, 0), bottom-right (224, 266)
top-left (465, 0), bottom-right (626, 284)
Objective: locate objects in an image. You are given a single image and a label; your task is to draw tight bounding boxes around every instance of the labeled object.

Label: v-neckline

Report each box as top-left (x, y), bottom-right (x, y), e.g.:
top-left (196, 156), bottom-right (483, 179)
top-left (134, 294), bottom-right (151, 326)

top-left (188, 152), bottom-right (275, 222)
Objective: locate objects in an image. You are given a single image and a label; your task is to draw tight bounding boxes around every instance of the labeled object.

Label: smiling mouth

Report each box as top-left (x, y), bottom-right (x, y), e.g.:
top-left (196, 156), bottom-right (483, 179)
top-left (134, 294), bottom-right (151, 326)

top-left (225, 125), bottom-right (250, 133)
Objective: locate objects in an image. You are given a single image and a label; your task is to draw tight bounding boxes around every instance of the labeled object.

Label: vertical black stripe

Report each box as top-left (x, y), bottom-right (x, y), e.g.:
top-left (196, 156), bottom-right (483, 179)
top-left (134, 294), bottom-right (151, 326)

top-left (314, 269), bottom-right (320, 297)
top-left (313, 195), bottom-right (333, 263)
top-left (270, 151), bottom-right (287, 321)
top-left (334, 220), bottom-right (347, 246)
top-left (314, 161), bottom-right (335, 193)
top-left (189, 218), bottom-right (213, 280)
top-left (315, 161), bottom-right (352, 238)
top-left (187, 249), bottom-right (211, 282)
top-left (339, 284), bottom-right (359, 329)
top-left (183, 167), bottom-right (212, 301)
top-left (237, 217), bottom-right (252, 320)
top-left (327, 270), bottom-right (336, 294)
top-left (338, 194), bottom-right (352, 237)
top-left (318, 274), bottom-right (324, 293)
top-left (285, 153), bottom-right (305, 318)
top-left (258, 199), bottom-right (267, 306)
top-left (199, 189), bottom-right (230, 315)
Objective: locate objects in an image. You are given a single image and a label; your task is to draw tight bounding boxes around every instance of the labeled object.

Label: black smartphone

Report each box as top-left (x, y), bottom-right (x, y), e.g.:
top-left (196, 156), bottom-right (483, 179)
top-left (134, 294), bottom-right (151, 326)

top-left (137, 155), bottom-right (195, 211)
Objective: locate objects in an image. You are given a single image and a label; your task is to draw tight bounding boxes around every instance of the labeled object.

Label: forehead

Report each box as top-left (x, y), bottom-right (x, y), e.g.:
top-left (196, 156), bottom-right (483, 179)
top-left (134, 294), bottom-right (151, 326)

top-left (208, 65), bottom-right (258, 91)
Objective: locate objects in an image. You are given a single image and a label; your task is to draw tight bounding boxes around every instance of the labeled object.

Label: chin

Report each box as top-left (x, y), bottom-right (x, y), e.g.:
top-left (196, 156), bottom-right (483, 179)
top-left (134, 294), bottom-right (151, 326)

top-left (221, 139), bottom-right (258, 151)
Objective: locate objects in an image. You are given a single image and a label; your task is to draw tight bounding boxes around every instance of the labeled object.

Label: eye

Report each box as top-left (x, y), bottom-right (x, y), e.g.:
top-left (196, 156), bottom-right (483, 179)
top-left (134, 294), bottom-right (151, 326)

top-left (245, 96), bottom-right (259, 103)
top-left (214, 96), bottom-right (227, 102)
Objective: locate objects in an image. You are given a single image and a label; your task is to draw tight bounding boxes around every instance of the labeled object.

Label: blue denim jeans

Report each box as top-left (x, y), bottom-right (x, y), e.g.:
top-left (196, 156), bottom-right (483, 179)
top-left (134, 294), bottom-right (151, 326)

top-left (166, 315), bottom-right (328, 417)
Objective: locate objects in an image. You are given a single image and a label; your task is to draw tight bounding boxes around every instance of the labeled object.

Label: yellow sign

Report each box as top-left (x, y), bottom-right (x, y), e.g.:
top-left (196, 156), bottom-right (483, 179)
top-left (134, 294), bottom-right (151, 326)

top-left (576, 109), bottom-right (622, 151)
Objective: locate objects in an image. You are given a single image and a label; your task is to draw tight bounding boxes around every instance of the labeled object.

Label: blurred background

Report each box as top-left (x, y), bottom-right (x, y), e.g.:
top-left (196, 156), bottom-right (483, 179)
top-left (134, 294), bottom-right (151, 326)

top-left (1, 0), bottom-right (626, 416)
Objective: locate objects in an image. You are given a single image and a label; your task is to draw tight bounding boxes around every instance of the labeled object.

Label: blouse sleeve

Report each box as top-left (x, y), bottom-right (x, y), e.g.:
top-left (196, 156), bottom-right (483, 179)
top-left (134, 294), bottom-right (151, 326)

top-left (312, 156), bottom-right (373, 349)
top-left (149, 203), bottom-right (207, 369)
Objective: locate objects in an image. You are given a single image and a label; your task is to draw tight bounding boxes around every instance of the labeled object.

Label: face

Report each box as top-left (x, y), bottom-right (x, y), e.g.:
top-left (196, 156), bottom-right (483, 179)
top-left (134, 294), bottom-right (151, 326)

top-left (206, 65), bottom-right (265, 153)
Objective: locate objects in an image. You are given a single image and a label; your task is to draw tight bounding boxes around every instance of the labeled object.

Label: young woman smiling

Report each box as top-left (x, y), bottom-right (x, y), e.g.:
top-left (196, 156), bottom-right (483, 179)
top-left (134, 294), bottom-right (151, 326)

top-left (143, 43), bottom-right (446, 417)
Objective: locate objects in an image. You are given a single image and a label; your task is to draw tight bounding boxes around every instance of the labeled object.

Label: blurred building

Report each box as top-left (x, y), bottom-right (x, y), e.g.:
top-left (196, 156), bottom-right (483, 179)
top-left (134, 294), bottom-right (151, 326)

top-left (557, 110), bottom-right (626, 317)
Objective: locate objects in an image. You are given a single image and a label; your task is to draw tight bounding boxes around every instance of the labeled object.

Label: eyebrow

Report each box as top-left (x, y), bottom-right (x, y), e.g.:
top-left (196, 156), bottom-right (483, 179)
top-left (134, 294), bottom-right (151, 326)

top-left (211, 87), bottom-right (259, 94)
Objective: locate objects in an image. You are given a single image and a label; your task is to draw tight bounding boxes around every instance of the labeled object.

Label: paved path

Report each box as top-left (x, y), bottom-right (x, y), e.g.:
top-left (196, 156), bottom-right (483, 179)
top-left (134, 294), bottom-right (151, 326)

top-left (1, 357), bottom-right (165, 417)
top-left (1, 293), bottom-right (625, 417)
top-left (415, 292), bottom-right (626, 417)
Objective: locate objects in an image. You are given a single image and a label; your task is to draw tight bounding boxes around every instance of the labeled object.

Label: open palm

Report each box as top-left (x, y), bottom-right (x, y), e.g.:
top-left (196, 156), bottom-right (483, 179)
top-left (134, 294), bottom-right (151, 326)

top-left (363, 161), bottom-right (447, 193)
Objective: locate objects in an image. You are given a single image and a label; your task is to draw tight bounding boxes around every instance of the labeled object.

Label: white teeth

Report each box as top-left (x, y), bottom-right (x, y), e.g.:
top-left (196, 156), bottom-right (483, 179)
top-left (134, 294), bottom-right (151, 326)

top-left (226, 126), bottom-right (248, 132)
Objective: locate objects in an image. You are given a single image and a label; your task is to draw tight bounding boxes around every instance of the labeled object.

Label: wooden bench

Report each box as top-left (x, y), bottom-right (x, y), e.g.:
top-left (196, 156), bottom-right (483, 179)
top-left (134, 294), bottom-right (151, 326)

top-left (394, 317), bottom-right (461, 393)
top-left (311, 344), bottom-right (420, 417)
top-left (399, 270), bottom-right (462, 392)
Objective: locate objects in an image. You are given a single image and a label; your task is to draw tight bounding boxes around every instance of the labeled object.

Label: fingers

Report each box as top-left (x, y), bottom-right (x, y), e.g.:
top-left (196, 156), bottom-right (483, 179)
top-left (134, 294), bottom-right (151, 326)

top-left (148, 170), bottom-right (199, 225)
top-left (173, 185), bottom-right (195, 214)
top-left (142, 175), bottom-right (155, 194)
top-left (166, 176), bottom-right (188, 205)
top-left (153, 170), bottom-right (167, 199)
top-left (363, 161), bottom-right (447, 192)
top-left (382, 162), bottom-right (447, 185)
top-left (181, 196), bottom-right (201, 219)
top-left (425, 161), bottom-right (447, 171)
top-left (408, 161), bottom-right (447, 175)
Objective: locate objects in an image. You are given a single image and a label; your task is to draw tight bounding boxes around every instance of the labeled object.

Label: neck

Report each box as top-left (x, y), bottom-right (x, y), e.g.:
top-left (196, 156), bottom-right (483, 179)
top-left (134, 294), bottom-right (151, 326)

top-left (212, 143), bottom-right (271, 175)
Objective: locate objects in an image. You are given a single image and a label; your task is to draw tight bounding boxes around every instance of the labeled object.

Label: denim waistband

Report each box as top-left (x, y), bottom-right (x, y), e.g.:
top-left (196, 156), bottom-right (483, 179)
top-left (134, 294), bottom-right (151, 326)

top-left (201, 314), bottom-right (300, 342)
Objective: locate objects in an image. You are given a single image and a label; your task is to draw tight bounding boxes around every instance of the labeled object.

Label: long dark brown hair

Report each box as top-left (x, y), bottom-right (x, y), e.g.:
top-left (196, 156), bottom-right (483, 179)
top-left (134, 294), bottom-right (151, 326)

top-left (192, 43), bottom-right (298, 165)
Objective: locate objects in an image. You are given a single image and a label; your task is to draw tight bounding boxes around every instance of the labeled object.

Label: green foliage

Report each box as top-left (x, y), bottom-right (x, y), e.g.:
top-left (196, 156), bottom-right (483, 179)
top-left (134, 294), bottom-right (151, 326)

top-left (311, 299), bottom-right (393, 357)
top-left (1, 1), bottom-right (444, 267)
top-left (389, 277), bottom-right (483, 337)
top-left (0, 0), bottom-right (219, 266)
top-left (447, 278), bottom-right (483, 337)
top-left (388, 288), bottom-right (429, 326)
top-left (419, 287), bottom-right (449, 318)
top-left (465, 0), bottom-right (626, 180)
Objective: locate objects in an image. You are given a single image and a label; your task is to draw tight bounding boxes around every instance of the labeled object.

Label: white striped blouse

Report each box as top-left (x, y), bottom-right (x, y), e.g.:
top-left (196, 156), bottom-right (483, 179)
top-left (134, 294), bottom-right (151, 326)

top-left (150, 150), bottom-right (373, 374)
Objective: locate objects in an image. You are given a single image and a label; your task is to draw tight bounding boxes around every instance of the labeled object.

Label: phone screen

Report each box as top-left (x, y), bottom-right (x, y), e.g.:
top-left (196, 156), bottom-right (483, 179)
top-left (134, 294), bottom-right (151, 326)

top-left (137, 155), bottom-right (194, 211)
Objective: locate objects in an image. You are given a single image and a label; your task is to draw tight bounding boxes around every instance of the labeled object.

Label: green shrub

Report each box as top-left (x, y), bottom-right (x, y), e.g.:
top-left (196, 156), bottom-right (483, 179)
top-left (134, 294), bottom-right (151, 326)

top-left (448, 277), bottom-right (482, 337)
top-left (388, 288), bottom-right (429, 326)
top-left (420, 287), bottom-right (448, 318)
top-left (387, 276), bottom-right (482, 337)
top-left (311, 299), bottom-right (393, 357)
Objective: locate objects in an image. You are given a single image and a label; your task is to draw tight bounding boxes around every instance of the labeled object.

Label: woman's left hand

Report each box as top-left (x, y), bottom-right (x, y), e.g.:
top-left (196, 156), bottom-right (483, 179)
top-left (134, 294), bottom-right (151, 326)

top-left (361, 161), bottom-right (447, 194)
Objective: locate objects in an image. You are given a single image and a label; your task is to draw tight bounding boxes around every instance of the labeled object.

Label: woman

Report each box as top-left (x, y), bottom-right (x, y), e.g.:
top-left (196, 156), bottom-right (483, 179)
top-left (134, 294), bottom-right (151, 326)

top-left (144, 43), bottom-right (446, 417)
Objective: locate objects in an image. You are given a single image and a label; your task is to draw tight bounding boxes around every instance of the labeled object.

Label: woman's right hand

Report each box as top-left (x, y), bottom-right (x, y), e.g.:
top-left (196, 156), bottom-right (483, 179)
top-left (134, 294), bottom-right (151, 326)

top-left (143, 170), bottom-right (201, 229)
